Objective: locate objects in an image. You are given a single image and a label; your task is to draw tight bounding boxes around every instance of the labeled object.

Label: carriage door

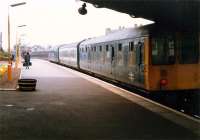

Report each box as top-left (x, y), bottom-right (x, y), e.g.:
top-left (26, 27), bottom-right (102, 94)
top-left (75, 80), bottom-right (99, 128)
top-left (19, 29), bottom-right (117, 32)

top-left (136, 40), bottom-right (145, 85)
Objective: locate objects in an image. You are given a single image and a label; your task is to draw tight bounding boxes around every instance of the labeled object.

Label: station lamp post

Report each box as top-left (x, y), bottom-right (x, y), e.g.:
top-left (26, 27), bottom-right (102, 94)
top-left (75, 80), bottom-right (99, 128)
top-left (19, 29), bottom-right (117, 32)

top-left (7, 2), bottom-right (26, 81)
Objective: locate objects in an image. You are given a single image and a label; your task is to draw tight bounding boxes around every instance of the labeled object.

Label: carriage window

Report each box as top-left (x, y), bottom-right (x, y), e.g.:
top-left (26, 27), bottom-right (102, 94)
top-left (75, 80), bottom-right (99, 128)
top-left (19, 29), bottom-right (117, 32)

top-left (106, 45), bottom-right (109, 51)
top-left (111, 46), bottom-right (114, 59)
top-left (94, 46), bottom-right (96, 52)
top-left (99, 46), bottom-right (102, 52)
top-left (86, 47), bottom-right (87, 52)
top-left (136, 42), bottom-right (144, 65)
top-left (129, 42), bottom-right (134, 51)
top-left (152, 36), bottom-right (175, 65)
top-left (118, 43), bottom-right (122, 51)
top-left (179, 34), bottom-right (199, 64)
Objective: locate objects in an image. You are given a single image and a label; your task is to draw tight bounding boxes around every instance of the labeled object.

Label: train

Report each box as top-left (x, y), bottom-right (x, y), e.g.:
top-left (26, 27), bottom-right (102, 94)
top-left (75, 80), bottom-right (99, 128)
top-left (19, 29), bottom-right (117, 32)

top-left (49, 24), bottom-right (200, 94)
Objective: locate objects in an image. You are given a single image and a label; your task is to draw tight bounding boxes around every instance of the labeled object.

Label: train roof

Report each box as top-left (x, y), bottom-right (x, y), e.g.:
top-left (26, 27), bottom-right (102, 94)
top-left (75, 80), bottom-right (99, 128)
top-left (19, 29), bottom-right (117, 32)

top-left (59, 42), bottom-right (80, 49)
top-left (81, 25), bottom-right (150, 45)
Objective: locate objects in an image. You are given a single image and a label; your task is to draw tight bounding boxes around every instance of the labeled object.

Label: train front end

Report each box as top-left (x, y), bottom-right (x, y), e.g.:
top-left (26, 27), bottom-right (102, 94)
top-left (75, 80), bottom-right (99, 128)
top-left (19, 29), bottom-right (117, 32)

top-left (146, 32), bottom-right (200, 92)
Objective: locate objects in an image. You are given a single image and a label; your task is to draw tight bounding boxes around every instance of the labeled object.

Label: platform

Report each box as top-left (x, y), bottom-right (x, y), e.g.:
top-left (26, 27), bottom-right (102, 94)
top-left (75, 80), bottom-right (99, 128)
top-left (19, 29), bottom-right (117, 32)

top-left (0, 59), bottom-right (199, 140)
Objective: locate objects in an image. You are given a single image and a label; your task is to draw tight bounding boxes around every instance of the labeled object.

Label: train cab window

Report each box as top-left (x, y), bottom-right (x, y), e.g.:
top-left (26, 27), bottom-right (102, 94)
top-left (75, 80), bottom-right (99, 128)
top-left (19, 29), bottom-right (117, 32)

top-left (179, 34), bottom-right (199, 64)
top-left (118, 43), bottom-right (122, 51)
top-left (152, 36), bottom-right (176, 65)
top-left (106, 45), bottom-right (109, 51)
top-left (99, 46), bottom-right (102, 52)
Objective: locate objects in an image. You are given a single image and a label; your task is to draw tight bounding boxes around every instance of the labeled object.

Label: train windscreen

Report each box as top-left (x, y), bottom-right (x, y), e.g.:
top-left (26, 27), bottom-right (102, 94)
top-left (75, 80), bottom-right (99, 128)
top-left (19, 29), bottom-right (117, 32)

top-left (179, 33), bottom-right (199, 64)
top-left (151, 35), bottom-right (175, 65)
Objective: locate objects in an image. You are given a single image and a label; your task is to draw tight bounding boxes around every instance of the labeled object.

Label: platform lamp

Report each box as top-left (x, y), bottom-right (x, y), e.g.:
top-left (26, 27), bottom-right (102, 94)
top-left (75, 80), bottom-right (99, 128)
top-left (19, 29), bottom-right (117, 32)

top-left (15, 24), bottom-right (27, 69)
top-left (7, 2), bottom-right (26, 81)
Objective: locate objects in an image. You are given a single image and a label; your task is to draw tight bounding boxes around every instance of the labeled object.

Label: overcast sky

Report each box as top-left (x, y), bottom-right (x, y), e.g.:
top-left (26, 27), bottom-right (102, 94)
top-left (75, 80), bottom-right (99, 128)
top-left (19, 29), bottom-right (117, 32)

top-left (0, 0), bottom-right (153, 50)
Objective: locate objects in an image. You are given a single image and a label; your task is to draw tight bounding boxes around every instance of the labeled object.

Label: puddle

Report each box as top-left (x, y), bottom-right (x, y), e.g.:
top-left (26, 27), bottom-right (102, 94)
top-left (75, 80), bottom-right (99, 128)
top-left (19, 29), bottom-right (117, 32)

top-left (26, 107), bottom-right (35, 111)
top-left (5, 104), bottom-right (14, 107)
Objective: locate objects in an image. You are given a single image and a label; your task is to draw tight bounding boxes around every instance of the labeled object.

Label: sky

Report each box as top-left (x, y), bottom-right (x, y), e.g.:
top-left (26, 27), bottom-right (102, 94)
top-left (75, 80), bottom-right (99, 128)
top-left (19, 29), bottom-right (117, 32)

top-left (0, 0), bottom-right (154, 50)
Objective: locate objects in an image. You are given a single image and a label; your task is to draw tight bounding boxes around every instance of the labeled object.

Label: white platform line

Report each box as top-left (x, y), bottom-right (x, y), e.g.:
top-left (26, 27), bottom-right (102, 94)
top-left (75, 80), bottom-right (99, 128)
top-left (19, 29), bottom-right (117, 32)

top-left (0, 88), bottom-right (16, 91)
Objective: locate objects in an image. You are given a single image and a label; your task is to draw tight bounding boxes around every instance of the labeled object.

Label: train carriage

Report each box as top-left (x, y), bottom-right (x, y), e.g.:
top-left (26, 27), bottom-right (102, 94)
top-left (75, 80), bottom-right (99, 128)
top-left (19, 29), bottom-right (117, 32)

top-left (79, 25), bottom-right (200, 92)
top-left (48, 24), bottom-right (199, 115)
top-left (59, 43), bottom-right (79, 68)
top-left (49, 24), bottom-right (199, 93)
top-left (48, 46), bottom-right (59, 63)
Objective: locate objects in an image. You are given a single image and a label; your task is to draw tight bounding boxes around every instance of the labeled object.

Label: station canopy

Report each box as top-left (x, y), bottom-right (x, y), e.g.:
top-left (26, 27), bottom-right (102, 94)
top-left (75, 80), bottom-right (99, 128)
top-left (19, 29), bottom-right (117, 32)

top-left (80, 0), bottom-right (199, 31)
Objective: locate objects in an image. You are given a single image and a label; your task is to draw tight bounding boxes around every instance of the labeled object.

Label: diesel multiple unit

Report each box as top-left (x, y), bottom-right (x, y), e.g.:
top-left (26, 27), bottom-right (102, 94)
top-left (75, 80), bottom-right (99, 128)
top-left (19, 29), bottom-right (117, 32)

top-left (49, 25), bottom-right (200, 92)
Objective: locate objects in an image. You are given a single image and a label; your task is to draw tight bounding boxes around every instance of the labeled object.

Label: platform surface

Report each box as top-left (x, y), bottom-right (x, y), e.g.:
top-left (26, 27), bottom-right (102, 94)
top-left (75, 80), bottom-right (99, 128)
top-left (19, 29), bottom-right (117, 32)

top-left (0, 59), bottom-right (199, 140)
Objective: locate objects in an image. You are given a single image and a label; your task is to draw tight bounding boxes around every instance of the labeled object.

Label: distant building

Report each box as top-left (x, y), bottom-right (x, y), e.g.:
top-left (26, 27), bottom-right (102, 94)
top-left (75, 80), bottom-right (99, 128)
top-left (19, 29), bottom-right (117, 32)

top-left (105, 26), bottom-right (126, 35)
top-left (105, 28), bottom-right (111, 35)
top-left (31, 45), bottom-right (46, 52)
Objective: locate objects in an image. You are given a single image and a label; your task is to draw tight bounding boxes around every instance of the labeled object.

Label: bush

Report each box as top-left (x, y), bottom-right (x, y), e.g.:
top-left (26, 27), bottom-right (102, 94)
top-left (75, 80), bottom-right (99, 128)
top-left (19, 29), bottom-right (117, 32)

top-left (0, 51), bottom-right (10, 61)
